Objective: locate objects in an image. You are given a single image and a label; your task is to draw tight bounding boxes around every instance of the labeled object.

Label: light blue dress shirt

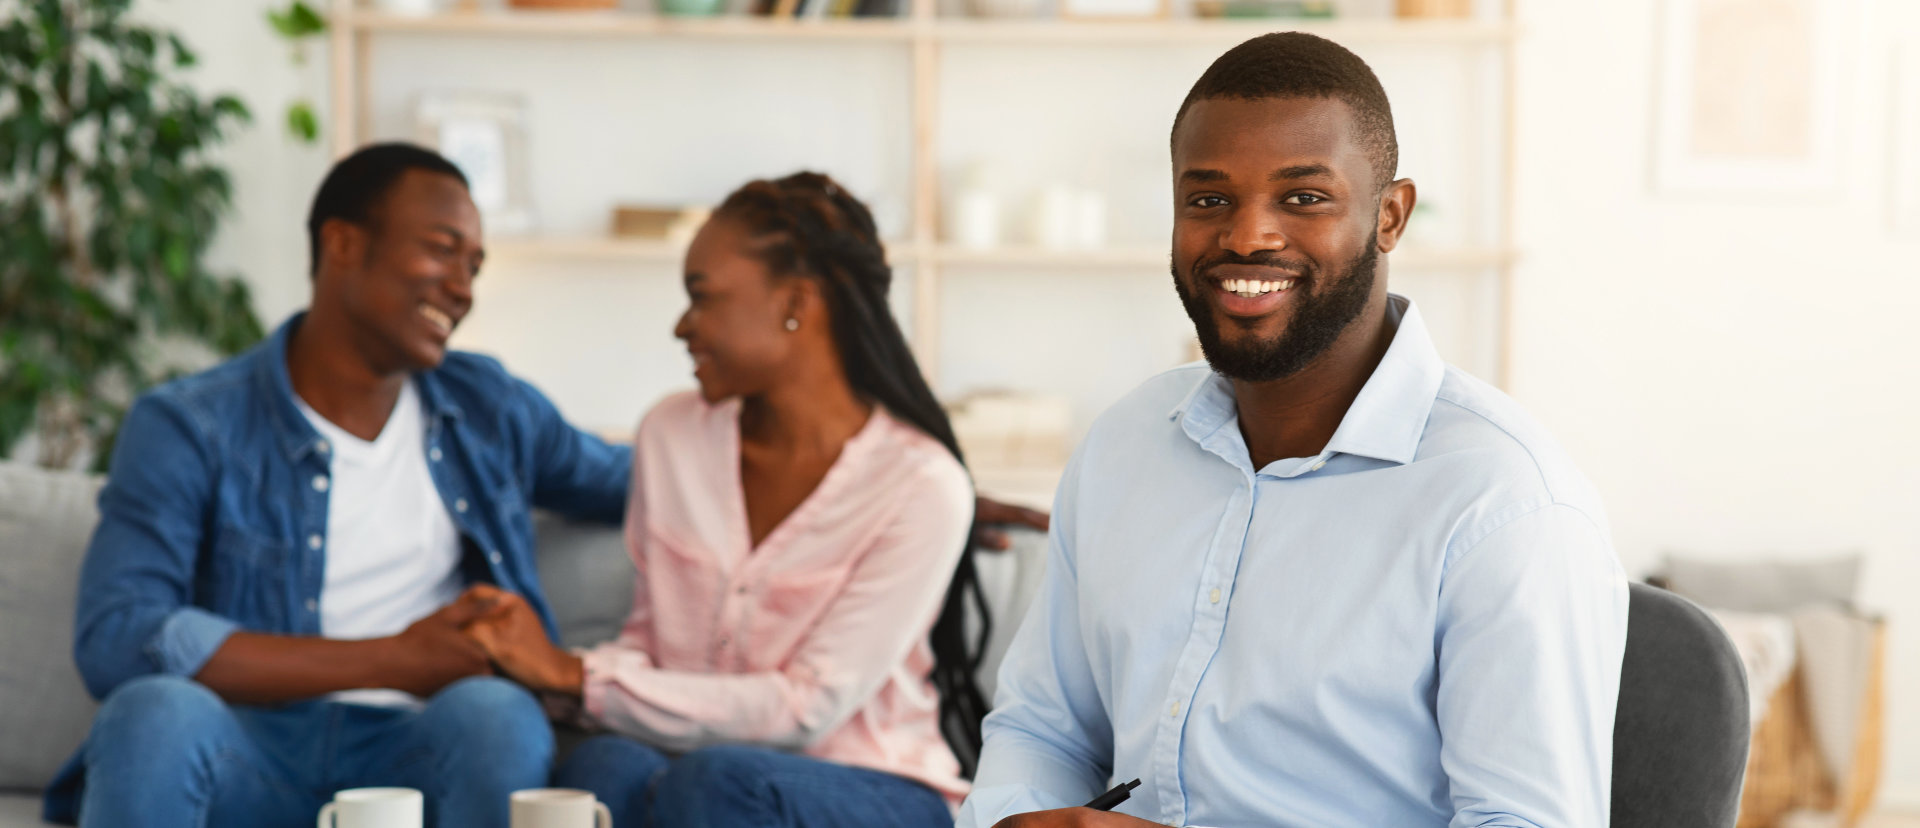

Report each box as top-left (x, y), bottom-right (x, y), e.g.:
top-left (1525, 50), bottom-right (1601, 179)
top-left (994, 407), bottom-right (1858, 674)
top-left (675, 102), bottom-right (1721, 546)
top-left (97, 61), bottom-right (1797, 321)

top-left (957, 296), bottom-right (1628, 828)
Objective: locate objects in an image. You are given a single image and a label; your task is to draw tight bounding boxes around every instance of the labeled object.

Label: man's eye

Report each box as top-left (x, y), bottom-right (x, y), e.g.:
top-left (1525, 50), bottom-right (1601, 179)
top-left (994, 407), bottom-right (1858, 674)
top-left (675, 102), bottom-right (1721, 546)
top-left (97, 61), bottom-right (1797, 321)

top-left (1190, 196), bottom-right (1228, 208)
top-left (1284, 194), bottom-right (1325, 206)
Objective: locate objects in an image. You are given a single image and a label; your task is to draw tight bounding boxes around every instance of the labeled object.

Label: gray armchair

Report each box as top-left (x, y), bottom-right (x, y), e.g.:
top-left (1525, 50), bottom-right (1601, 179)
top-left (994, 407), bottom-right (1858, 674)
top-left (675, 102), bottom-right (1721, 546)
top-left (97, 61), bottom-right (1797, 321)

top-left (1611, 582), bottom-right (1752, 827)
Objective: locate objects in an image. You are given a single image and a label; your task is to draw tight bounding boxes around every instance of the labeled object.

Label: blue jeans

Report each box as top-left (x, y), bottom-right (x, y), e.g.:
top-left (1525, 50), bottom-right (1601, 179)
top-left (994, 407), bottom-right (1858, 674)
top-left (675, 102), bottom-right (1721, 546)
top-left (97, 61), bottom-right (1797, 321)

top-left (72, 675), bottom-right (552, 828)
top-left (554, 736), bottom-right (952, 828)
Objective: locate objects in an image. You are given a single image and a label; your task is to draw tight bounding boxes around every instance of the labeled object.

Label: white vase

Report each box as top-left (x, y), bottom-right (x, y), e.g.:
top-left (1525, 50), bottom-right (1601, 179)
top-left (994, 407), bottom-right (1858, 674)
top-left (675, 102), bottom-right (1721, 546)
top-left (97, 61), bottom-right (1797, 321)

top-left (375, 0), bottom-right (439, 16)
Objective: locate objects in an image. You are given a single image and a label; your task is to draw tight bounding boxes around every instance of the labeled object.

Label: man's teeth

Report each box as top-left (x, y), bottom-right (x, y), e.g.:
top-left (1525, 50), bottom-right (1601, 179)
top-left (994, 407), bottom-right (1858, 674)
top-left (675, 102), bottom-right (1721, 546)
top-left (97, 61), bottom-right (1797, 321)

top-left (419, 305), bottom-right (452, 331)
top-left (1223, 278), bottom-right (1295, 298)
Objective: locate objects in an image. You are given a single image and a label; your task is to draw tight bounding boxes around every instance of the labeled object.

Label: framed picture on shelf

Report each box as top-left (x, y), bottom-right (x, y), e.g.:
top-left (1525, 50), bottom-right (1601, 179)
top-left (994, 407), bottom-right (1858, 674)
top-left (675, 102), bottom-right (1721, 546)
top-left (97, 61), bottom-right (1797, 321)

top-left (414, 91), bottom-right (536, 235)
top-left (1059, 0), bottom-right (1169, 21)
top-left (1651, 0), bottom-right (1850, 194)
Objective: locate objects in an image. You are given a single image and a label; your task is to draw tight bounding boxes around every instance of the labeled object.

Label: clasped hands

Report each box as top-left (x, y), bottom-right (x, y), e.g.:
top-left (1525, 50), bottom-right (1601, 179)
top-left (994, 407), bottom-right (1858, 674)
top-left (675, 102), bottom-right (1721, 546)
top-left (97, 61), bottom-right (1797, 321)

top-left (397, 583), bottom-right (582, 697)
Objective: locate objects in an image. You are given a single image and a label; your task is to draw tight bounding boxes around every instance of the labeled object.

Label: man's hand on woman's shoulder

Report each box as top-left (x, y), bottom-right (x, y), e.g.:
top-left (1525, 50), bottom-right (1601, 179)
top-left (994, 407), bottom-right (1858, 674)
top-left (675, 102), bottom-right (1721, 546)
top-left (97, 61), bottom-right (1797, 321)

top-left (973, 495), bottom-right (1051, 551)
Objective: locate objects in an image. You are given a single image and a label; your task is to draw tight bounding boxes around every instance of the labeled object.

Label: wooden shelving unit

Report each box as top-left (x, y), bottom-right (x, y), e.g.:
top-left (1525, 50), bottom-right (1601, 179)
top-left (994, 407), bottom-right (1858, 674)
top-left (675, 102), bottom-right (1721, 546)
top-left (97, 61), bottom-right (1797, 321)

top-left (327, 1), bottom-right (1519, 384)
top-left (346, 9), bottom-right (1513, 43)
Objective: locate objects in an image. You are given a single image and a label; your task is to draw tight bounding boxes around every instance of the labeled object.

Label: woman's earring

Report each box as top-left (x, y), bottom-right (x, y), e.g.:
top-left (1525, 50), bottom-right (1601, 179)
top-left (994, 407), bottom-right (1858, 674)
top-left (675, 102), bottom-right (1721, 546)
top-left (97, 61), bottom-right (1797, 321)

top-left (784, 318), bottom-right (799, 332)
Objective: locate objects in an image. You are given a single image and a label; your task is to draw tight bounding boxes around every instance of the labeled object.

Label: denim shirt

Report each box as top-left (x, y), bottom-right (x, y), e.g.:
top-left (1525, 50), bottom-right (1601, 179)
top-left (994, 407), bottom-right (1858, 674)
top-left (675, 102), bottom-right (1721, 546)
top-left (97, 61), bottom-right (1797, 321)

top-left (45, 313), bottom-right (631, 820)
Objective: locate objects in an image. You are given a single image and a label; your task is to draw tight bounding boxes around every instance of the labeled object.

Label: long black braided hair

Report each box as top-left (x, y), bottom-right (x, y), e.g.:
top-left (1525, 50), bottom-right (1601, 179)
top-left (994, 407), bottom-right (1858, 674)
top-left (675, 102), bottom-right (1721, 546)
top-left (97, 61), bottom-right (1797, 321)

top-left (715, 171), bottom-right (992, 776)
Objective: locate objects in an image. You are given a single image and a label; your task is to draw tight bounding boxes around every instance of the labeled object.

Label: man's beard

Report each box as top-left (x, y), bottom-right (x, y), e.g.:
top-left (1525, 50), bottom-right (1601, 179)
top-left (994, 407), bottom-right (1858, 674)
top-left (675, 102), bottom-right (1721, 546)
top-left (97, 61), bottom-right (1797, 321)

top-left (1174, 233), bottom-right (1378, 383)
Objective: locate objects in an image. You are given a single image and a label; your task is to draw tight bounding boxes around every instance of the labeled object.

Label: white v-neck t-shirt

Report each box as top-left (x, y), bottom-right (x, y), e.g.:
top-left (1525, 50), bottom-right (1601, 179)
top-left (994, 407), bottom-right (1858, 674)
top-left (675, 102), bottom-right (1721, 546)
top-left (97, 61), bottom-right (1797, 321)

top-left (297, 380), bottom-right (465, 707)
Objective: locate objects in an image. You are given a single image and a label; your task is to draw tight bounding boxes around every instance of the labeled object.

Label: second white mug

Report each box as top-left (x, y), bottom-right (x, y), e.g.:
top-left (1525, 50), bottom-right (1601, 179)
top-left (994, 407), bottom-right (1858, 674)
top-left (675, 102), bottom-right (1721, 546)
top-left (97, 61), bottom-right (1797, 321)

top-left (510, 788), bottom-right (612, 828)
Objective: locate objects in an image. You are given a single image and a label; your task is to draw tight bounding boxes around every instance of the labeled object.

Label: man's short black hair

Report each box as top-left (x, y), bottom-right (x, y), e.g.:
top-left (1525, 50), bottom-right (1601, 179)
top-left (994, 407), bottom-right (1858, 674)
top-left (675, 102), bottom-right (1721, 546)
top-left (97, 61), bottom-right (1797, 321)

top-left (1172, 32), bottom-right (1399, 192)
top-left (306, 142), bottom-right (468, 277)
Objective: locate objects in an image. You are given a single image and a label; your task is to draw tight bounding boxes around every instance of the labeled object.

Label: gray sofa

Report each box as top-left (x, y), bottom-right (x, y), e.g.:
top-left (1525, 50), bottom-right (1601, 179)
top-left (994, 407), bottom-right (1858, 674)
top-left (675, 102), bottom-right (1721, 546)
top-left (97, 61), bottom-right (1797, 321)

top-left (0, 462), bottom-right (1046, 827)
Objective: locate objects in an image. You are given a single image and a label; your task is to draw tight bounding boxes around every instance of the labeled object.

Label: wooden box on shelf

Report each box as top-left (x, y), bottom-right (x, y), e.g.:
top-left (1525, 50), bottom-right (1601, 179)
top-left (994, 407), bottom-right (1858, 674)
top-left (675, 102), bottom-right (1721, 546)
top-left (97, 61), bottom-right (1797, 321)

top-left (509, 0), bottom-right (620, 9)
top-left (1396, 0), bottom-right (1469, 18)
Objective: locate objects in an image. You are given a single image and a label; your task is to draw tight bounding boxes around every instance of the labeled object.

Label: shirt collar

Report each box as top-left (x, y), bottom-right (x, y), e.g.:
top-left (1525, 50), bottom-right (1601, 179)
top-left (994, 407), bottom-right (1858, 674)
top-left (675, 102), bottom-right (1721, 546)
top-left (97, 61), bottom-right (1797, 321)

top-left (253, 311), bottom-right (465, 462)
top-left (1168, 293), bottom-right (1446, 470)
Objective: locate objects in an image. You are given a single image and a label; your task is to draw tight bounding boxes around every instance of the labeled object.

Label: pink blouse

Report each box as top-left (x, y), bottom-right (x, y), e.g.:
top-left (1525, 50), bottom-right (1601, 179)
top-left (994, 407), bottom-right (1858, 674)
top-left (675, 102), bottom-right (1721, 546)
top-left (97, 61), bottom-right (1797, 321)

top-left (580, 391), bottom-right (976, 801)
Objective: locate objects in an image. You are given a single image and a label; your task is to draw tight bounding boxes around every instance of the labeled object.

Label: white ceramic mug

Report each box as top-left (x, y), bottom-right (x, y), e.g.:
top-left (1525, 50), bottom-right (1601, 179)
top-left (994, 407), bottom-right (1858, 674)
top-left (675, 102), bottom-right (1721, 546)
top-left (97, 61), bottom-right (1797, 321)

top-left (317, 787), bottom-right (423, 828)
top-left (510, 788), bottom-right (612, 828)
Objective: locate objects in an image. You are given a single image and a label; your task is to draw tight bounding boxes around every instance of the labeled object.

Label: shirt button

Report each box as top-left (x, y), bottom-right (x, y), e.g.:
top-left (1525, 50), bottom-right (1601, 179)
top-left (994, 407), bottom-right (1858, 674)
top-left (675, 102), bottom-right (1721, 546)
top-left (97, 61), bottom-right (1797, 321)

top-left (1169, 702), bottom-right (1181, 717)
top-left (315, 440), bottom-right (330, 454)
top-left (488, 550), bottom-right (502, 565)
top-left (1311, 460), bottom-right (1326, 471)
top-left (308, 534), bottom-right (323, 550)
top-left (736, 585), bottom-right (749, 595)
top-left (305, 598), bottom-right (318, 612)
top-left (1209, 588), bottom-right (1221, 604)
top-left (312, 475), bottom-right (329, 492)
top-left (429, 447), bottom-right (443, 462)
top-left (718, 635), bottom-right (731, 648)
top-left (454, 498), bottom-right (469, 513)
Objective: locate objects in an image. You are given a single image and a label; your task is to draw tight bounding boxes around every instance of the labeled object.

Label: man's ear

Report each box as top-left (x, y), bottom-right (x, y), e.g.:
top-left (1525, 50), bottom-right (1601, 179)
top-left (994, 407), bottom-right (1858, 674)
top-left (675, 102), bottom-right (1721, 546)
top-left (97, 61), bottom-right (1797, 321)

top-left (1373, 178), bottom-right (1418, 254)
top-left (318, 217), bottom-right (368, 277)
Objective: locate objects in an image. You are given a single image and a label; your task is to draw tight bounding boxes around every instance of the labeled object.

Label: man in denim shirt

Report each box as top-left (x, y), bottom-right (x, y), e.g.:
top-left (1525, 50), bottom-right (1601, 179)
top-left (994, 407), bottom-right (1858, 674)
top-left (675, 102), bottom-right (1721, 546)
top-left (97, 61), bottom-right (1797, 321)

top-left (43, 143), bottom-right (632, 828)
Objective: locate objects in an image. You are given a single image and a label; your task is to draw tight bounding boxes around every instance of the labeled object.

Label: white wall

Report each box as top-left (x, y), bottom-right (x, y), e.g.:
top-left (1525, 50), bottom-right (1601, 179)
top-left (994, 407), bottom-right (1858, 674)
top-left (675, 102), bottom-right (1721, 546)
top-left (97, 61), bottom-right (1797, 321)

top-left (1511, 0), bottom-right (1920, 807)
top-left (145, 0), bottom-right (1920, 808)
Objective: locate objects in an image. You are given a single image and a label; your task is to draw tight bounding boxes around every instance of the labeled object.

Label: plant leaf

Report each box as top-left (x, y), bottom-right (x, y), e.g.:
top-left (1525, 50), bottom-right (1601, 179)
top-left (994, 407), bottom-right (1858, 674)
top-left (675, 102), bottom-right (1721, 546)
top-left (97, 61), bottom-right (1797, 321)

top-left (287, 101), bottom-right (318, 143)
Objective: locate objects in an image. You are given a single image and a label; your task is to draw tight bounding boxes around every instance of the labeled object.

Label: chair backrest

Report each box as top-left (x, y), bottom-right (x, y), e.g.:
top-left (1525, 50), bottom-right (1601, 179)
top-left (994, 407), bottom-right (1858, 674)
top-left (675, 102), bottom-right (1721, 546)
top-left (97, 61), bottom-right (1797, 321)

top-left (1611, 582), bottom-right (1751, 827)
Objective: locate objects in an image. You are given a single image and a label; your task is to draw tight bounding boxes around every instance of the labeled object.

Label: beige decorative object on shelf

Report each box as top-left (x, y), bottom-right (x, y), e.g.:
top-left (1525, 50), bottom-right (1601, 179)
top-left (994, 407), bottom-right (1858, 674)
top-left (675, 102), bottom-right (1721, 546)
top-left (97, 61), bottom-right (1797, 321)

top-left (1060, 0), bottom-right (1170, 21)
top-left (509, 0), bottom-right (620, 9)
top-left (1396, 0), bottom-right (1469, 18)
top-left (612, 205), bottom-right (711, 244)
top-left (967, 0), bottom-right (1043, 18)
top-left (947, 391), bottom-right (1073, 471)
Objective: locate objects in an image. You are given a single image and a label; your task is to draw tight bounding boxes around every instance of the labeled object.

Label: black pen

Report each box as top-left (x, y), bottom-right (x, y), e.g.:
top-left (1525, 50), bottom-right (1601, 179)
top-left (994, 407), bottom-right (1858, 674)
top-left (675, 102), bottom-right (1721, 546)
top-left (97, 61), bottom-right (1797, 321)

top-left (1083, 778), bottom-right (1141, 811)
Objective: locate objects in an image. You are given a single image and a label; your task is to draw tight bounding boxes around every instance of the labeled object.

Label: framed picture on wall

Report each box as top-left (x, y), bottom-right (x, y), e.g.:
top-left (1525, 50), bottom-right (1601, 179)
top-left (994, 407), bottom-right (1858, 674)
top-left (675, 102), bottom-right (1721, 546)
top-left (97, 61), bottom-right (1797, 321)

top-left (1651, 0), bottom-right (1850, 194)
top-left (414, 91), bottom-right (537, 235)
top-left (1893, 44), bottom-right (1920, 238)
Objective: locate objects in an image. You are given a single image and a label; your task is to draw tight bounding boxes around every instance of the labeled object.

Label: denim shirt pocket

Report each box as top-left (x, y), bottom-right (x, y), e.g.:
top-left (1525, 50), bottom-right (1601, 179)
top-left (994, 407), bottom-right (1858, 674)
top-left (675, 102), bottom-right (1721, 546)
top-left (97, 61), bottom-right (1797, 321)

top-left (206, 524), bottom-right (292, 630)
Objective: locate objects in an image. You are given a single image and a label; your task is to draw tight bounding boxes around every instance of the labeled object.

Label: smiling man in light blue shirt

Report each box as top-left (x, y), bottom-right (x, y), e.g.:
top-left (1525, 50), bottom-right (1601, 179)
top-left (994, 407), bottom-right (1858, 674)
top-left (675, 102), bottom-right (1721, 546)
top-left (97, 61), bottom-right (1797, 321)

top-left (957, 33), bottom-right (1628, 828)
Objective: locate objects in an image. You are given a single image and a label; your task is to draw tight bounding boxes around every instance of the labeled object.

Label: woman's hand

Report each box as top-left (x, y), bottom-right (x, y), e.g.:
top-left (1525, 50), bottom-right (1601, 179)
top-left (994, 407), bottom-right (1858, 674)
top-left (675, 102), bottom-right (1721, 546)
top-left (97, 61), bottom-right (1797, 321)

top-left (460, 584), bottom-right (586, 697)
top-left (973, 495), bottom-right (1052, 551)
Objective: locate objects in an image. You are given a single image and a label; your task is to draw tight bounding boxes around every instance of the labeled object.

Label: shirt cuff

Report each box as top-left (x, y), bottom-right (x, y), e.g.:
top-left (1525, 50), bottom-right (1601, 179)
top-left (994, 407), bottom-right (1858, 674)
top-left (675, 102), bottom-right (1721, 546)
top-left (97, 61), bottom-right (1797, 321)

top-left (579, 644), bottom-right (652, 724)
top-left (144, 607), bottom-right (240, 678)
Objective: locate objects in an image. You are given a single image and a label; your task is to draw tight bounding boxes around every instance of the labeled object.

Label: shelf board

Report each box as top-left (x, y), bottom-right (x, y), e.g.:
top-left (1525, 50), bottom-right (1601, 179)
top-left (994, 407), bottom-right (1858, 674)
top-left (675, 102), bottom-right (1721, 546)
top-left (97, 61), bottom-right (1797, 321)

top-left (351, 10), bottom-right (917, 40)
top-left (933, 18), bottom-right (1515, 45)
top-left (934, 244), bottom-right (1513, 270)
top-left (348, 10), bottom-right (1514, 45)
top-left (486, 236), bottom-right (1511, 271)
top-left (486, 235), bottom-right (925, 265)
top-left (489, 236), bottom-right (688, 261)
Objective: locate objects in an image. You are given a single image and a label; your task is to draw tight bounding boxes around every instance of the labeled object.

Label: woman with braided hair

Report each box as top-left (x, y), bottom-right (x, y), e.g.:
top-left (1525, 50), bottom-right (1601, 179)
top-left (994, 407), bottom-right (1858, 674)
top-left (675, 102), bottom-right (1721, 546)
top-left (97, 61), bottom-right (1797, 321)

top-left (462, 171), bottom-right (1041, 827)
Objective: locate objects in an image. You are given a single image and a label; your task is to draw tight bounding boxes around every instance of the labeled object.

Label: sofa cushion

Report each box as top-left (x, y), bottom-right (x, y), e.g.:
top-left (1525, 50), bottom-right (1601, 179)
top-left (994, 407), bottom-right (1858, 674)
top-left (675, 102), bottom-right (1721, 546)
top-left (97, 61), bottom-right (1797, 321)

top-left (967, 526), bottom-right (1048, 703)
top-left (0, 464), bottom-right (103, 792)
top-left (0, 792), bottom-right (54, 827)
top-left (531, 511), bottom-right (636, 650)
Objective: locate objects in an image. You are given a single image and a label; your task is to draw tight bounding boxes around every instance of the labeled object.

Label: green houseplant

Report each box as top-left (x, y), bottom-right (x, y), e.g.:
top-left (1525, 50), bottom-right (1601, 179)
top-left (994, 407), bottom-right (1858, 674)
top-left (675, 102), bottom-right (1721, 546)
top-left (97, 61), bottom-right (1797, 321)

top-left (0, 0), bottom-right (264, 470)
